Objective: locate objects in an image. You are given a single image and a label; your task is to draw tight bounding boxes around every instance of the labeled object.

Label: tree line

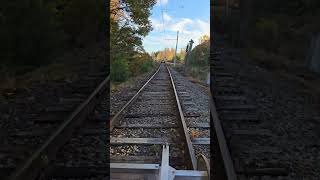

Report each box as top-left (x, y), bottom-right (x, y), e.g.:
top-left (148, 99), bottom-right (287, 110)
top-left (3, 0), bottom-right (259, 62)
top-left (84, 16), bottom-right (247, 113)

top-left (110, 0), bottom-right (156, 82)
top-left (151, 48), bottom-right (185, 62)
top-left (151, 35), bottom-right (209, 63)
top-left (216, 0), bottom-right (320, 64)
top-left (0, 0), bottom-right (104, 71)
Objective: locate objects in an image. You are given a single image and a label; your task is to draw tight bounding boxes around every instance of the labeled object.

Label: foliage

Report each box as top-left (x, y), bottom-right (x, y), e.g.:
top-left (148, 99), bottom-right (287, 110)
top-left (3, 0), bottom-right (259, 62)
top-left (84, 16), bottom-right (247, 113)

top-left (0, 0), bottom-right (104, 70)
top-left (240, 0), bottom-right (320, 63)
top-left (129, 53), bottom-right (154, 76)
top-left (153, 48), bottom-right (176, 61)
top-left (59, 0), bottom-right (104, 45)
top-left (186, 40), bottom-right (210, 83)
top-left (189, 41), bottom-right (210, 66)
top-left (177, 49), bottom-right (186, 62)
top-left (254, 18), bottom-right (279, 52)
top-left (199, 35), bottom-right (210, 44)
top-left (110, 57), bottom-right (130, 82)
top-left (110, 0), bottom-right (156, 60)
top-left (140, 59), bottom-right (154, 73)
top-left (110, 0), bottom-right (156, 83)
top-left (152, 47), bottom-right (187, 63)
top-left (0, 1), bottom-right (61, 67)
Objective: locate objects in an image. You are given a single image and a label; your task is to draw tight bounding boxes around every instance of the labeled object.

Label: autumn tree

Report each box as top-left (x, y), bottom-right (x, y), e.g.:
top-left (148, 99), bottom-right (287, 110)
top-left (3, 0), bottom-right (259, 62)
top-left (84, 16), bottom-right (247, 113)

top-left (110, 0), bottom-right (156, 82)
top-left (177, 48), bottom-right (186, 62)
top-left (153, 48), bottom-right (176, 61)
top-left (189, 40), bottom-right (210, 66)
top-left (110, 0), bottom-right (156, 60)
top-left (199, 35), bottom-right (210, 44)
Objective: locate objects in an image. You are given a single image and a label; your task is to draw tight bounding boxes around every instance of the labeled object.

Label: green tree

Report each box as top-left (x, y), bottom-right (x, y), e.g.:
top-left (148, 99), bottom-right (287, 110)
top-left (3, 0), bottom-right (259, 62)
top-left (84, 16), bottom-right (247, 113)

top-left (110, 0), bottom-right (156, 82)
top-left (59, 0), bottom-right (104, 46)
top-left (110, 0), bottom-right (156, 60)
top-left (189, 41), bottom-right (210, 66)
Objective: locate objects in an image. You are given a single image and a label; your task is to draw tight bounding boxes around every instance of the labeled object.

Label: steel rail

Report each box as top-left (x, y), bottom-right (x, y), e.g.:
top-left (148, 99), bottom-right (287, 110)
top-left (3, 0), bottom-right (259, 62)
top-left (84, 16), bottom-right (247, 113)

top-left (210, 92), bottom-right (238, 180)
top-left (166, 65), bottom-right (197, 170)
top-left (7, 75), bottom-right (110, 180)
top-left (108, 65), bottom-right (161, 131)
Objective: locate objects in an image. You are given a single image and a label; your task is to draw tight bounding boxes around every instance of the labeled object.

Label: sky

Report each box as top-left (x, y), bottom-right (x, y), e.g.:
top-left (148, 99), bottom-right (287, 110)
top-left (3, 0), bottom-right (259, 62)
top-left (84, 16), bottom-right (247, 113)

top-left (143, 0), bottom-right (210, 53)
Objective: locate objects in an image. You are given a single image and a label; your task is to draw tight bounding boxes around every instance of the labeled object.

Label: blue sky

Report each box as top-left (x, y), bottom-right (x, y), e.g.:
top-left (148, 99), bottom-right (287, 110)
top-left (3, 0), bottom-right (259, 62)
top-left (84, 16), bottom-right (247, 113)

top-left (143, 0), bottom-right (210, 53)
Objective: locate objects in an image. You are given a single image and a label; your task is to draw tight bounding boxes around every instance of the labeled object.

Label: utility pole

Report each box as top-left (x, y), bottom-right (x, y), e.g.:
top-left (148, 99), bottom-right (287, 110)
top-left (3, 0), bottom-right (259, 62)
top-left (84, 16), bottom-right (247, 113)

top-left (164, 48), bottom-right (167, 61)
top-left (184, 39), bottom-right (194, 74)
top-left (174, 31), bottom-right (179, 67)
top-left (164, 31), bottom-right (179, 66)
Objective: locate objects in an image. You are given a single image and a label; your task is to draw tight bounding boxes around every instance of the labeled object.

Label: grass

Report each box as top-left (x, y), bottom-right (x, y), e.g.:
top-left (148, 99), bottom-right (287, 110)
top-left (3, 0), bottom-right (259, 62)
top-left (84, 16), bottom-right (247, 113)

top-left (169, 62), bottom-right (209, 83)
top-left (245, 47), bottom-right (320, 96)
top-left (111, 62), bottom-right (156, 92)
top-left (110, 76), bottom-right (137, 92)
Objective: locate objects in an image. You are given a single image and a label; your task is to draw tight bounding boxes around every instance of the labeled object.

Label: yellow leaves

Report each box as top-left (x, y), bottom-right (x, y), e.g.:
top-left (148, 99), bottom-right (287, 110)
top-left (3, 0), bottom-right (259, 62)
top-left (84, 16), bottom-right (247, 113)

top-left (199, 35), bottom-right (210, 44)
top-left (154, 48), bottom-right (176, 61)
top-left (110, 0), bottom-right (125, 22)
top-left (190, 128), bottom-right (201, 139)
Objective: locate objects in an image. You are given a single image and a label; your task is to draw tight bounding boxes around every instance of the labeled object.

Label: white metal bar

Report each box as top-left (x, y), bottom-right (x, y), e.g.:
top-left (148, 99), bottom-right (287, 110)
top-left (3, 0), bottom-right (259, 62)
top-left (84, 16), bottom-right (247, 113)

top-left (110, 163), bottom-right (160, 170)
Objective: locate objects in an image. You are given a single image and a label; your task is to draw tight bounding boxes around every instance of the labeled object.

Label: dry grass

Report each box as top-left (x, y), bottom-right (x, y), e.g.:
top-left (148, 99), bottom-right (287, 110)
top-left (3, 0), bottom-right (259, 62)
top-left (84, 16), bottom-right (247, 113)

top-left (190, 129), bottom-right (201, 139)
top-left (111, 77), bottom-right (136, 92)
top-left (246, 47), bottom-right (320, 97)
top-left (0, 62), bottom-right (77, 90)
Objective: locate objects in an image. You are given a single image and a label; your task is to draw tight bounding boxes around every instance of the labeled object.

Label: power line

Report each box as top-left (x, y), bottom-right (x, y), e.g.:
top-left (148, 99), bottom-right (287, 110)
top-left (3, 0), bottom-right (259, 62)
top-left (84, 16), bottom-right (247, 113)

top-left (159, 0), bottom-right (165, 35)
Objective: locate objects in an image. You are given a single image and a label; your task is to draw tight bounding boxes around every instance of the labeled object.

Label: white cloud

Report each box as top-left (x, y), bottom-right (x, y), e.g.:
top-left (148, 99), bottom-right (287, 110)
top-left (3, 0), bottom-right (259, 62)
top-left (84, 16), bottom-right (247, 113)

top-left (145, 15), bottom-right (210, 52)
top-left (156, 0), bottom-right (168, 6)
top-left (196, 19), bottom-right (210, 35)
top-left (163, 12), bottom-right (172, 22)
top-left (150, 18), bottom-right (163, 31)
top-left (169, 18), bottom-right (193, 32)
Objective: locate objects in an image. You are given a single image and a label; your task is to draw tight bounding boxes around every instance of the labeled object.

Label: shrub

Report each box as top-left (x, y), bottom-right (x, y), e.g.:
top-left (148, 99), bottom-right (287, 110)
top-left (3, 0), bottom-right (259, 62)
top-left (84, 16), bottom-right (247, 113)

top-left (0, 0), bottom-right (62, 67)
top-left (254, 18), bottom-right (279, 51)
top-left (140, 59), bottom-right (154, 73)
top-left (111, 58), bottom-right (130, 82)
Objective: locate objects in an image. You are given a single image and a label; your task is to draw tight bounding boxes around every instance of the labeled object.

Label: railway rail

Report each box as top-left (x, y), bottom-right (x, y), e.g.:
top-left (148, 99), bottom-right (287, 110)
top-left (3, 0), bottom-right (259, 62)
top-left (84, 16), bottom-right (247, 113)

top-left (211, 36), bottom-right (289, 179)
top-left (0, 54), bottom-right (257, 180)
top-left (2, 68), bottom-right (109, 180)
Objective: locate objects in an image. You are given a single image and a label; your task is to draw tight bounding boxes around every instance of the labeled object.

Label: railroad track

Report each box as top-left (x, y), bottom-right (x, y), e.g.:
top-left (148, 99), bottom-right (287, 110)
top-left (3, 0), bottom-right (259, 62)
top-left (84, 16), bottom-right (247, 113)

top-left (109, 64), bottom-right (210, 179)
top-left (1, 67), bottom-right (109, 180)
top-left (211, 36), bottom-right (289, 179)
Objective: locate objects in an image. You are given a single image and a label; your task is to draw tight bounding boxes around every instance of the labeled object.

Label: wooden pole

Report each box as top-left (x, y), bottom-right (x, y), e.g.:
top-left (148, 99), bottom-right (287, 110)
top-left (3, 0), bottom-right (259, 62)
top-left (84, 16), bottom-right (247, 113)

top-left (174, 31), bottom-right (179, 66)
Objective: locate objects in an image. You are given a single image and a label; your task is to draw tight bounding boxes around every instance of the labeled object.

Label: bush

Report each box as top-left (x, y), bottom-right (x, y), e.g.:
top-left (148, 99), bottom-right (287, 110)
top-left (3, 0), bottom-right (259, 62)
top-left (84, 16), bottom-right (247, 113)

top-left (140, 60), bottom-right (154, 73)
top-left (111, 58), bottom-right (130, 82)
top-left (189, 41), bottom-right (209, 66)
top-left (0, 0), bottom-right (62, 67)
top-left (254, 18), bottom-right (279, 51)
top-left (60, 0), bottom-right (104, 46)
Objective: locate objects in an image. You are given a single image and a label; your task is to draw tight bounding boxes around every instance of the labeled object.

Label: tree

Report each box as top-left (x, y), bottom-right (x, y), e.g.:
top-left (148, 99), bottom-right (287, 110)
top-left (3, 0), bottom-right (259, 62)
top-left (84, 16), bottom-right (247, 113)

top-left (0, 0), bottom-right (62, 67)
top-left (199, 35), bottom-right (210, 44)
top-left (60, 0), bottom-right (104, 45)
top-left (110, 0), bottom-right (156, 82)
top-left (0, 0), bottom-right (106, 68)
top-left (110, 0), bottom-right (156, 60)
top-left (189, 41), bottom-right (209, 66)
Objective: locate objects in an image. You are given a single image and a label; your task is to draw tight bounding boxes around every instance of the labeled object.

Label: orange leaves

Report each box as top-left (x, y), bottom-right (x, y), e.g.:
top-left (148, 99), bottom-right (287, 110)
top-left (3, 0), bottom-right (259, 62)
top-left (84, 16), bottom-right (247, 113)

top-left (190, 128), bottom-right (201, 139)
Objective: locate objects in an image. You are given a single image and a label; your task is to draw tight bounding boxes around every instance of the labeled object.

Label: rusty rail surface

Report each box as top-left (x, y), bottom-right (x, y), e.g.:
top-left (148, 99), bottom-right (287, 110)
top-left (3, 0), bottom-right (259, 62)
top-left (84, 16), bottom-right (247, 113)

top-left (166, 66), bottom-right (197, 170)
top-left (210, 92), bottom-right (238, 180)
top-left (108, 65), bottom-right (161, 131)
top-left (7, 75), bottom-right (110, 180)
